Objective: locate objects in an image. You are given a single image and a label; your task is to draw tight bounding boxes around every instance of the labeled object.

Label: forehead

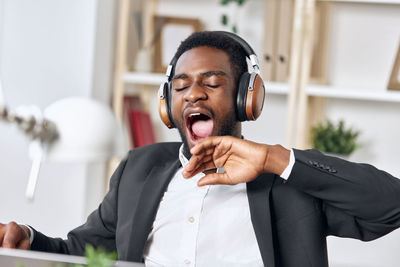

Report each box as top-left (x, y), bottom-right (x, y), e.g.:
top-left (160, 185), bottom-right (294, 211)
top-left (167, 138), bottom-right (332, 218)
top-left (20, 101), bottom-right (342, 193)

top-left (174, 46), bottom-right (232, 75)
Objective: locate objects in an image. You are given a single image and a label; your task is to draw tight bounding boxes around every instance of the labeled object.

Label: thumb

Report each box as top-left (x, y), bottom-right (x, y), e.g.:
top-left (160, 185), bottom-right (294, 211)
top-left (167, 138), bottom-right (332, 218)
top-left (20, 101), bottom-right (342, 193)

top-left (198, 173), bottom-right (233, 186)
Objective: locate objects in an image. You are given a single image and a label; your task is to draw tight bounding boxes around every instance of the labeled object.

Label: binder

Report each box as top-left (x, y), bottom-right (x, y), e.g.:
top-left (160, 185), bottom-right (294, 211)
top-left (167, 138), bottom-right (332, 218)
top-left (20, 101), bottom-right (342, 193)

top-left (387, 43), bottom-right (400, 91)
top-left (263, 0), bottom-right (278, 82)
top-left (275, 0), bottom-right (294, 82)
top-left (310, 2), bottom-right (330, 84)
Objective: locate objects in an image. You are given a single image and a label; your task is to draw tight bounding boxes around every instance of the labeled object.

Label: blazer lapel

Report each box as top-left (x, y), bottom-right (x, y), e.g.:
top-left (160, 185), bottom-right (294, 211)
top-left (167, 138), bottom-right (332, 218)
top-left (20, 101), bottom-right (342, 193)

top-left (126, 159), bottom-right (181, 262)
top-left (247, 173), bottom-right (277, 267)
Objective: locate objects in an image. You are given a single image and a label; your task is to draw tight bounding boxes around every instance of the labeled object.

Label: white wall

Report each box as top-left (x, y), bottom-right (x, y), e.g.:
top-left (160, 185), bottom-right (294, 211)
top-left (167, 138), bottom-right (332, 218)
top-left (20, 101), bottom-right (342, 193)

top-left (0, 0), bottom-right (116, 238)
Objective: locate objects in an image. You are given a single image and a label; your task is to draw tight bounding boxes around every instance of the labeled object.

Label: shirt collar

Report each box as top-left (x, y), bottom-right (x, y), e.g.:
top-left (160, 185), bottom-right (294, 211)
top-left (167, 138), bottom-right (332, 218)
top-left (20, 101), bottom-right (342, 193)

top-left (179, 144), bottom-right (189, 167)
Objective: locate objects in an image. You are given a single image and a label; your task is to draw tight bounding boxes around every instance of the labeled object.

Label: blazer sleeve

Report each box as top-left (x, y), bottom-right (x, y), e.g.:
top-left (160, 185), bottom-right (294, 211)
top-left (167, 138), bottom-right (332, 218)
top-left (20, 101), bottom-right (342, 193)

top-left (286, 148), bottom-right (400, 241)
top-left (30, 152), bottom-right (129, 256)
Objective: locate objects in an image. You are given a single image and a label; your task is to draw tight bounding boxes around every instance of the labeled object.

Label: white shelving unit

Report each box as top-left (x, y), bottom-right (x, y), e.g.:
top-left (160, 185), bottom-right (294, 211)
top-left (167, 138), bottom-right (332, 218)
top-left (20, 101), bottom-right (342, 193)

top-left (321, 0), bottom-right (400, 4)
top-left (122, 71), bottom-right (400, 102)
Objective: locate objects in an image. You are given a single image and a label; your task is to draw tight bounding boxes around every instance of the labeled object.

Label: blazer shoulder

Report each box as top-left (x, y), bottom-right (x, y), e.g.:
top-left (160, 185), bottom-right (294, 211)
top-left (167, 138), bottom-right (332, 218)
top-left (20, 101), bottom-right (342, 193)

top-left (127, 142), bottom-right (182, 163)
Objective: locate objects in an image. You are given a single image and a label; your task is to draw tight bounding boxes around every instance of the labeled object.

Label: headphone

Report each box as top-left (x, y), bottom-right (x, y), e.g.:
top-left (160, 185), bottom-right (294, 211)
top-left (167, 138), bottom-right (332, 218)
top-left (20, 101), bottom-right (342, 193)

top-left (158, 31), bottom-right (265, 129)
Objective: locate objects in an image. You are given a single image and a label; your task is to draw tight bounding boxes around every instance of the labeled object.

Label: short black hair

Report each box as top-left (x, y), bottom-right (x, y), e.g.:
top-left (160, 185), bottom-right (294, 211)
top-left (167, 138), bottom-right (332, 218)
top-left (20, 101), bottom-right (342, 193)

top-left (170, 31), bottom-right (248, 85)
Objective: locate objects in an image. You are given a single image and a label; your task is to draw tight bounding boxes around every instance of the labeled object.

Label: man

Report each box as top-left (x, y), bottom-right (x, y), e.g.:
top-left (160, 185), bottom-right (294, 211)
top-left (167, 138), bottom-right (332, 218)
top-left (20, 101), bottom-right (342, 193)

top-left (1, 31), bottom-right (400, 267)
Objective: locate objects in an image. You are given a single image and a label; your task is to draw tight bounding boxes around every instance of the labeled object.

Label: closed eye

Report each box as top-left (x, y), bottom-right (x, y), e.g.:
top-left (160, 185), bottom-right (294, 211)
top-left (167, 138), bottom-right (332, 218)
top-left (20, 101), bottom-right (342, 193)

top-left (174, 86), bottom-right (189, 92)
top-left (205, 84), bottom-right (219, 89)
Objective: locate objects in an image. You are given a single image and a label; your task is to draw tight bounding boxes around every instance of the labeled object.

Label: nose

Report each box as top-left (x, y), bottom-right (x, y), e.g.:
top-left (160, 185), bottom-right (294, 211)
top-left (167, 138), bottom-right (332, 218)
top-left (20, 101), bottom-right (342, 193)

top-left (184, 83), bottom-right (207, 103)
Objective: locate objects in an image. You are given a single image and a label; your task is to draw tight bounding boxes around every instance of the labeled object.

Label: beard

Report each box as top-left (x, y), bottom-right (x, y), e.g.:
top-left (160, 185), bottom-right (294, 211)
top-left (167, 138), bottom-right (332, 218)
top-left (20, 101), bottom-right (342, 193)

top-left (175, 110), bottom-right (239, 160)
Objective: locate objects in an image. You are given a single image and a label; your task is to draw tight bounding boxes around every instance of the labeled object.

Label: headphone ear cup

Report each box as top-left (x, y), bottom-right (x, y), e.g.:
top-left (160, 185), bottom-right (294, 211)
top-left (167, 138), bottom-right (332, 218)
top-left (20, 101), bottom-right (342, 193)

top-left (158, 82), bottom-right (175, 128)
top-left (245, 73), bottom-right (265, 121)
top-left (236, 72), bottom-right (251, 122)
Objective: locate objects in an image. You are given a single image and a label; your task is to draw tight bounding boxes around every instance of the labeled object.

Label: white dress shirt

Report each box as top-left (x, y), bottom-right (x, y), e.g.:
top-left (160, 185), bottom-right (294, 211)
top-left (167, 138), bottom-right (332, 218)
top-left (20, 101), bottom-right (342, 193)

top-left (143, 146), bottom-right (294, 267)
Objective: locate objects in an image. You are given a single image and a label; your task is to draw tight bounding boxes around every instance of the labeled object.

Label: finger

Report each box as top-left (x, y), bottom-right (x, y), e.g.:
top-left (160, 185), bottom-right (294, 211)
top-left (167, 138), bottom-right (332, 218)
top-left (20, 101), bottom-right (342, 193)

top-left (213, 140), bottom-right (232, 159)
top-left (184, 153), bottom-right (213, 174)
top-left (16, 238), bottom-right (30, 250)
top-left (3, 222), bottom-right (22, 249)
top-left (198, 172), bottom-right (234, 186)
top-left (190, 136), bottom-right (222, 155)
top-left (183, 159), bottom-right (216, 178)
top-left (184, 154), bottom-right (207, 173)
top-left (0, 223), bottom-right (5, 246)
top-left (191, 160), bottom-right (217, 175)
top-left (190, 146), bottom-right (214, 157)
top-left (19, 225), bottom-right (31, 248)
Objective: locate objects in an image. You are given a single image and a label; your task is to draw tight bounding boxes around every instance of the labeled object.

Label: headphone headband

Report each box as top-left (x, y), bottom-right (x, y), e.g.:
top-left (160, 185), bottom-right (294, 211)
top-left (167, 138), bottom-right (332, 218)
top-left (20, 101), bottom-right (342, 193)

top-left (164, 31), bottom-right (261, 81)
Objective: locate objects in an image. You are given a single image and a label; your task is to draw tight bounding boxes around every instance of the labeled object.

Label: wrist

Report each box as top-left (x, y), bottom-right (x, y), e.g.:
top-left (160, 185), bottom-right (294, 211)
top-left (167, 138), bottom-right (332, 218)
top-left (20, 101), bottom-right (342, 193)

top-left (263, 144), bottom-right (291, 175)
top-left (20, 225), bottom-right (30, 239)
top-left (20, 224), bottom-right (34, 245)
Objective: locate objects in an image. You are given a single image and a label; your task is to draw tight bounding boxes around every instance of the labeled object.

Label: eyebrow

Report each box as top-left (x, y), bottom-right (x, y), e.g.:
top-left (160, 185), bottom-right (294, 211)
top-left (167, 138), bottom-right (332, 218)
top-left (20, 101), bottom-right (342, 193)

top-left (171, 73), bottom-right (188, 81)
top-left (172, 70), bottom-right (228, 81)
top-left (200, 71), bottom-right (228, 78)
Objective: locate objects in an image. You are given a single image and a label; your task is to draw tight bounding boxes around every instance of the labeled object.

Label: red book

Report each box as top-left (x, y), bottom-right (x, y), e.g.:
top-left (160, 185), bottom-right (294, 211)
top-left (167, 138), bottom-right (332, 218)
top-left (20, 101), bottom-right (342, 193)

top-left (128, 109), bottom-right (156, 147)
top-left (123, 96), bottom-right (142, 148)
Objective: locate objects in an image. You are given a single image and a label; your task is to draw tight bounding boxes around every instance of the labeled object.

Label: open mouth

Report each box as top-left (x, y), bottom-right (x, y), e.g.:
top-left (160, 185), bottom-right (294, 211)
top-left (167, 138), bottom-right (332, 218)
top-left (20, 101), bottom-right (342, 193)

top-left (185, 112), bottom-right (214, 145)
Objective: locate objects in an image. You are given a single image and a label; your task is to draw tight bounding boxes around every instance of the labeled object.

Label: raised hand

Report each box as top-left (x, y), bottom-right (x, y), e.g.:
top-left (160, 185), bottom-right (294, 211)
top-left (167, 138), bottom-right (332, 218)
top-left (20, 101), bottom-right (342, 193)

top-left (182, 136), bottom-right (290, 186)
top-left (0, 222), bottom-right (31, 250)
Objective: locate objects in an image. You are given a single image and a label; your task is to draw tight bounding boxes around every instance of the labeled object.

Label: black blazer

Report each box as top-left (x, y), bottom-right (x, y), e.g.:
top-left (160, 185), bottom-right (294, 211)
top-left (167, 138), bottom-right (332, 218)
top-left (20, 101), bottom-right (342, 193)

top-left (31, 142), bottom-right (400, 267)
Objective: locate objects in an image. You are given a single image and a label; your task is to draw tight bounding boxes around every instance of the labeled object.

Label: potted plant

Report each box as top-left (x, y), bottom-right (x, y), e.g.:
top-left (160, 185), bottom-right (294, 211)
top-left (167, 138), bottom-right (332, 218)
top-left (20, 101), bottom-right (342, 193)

top-left (220, 0), bottom-right (248, 33)
top-left (310, 119), bottom-right (360, 158)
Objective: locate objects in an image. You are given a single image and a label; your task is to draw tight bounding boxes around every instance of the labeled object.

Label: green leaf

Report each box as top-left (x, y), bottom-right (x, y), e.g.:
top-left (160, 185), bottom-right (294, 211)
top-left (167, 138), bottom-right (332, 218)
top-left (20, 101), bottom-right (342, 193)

top-left (232, 25), bottom-right (238, 33)
top-left (84, 244), bottom-right (118, 267)
top-left (221, 14), bottom-right (228, 25)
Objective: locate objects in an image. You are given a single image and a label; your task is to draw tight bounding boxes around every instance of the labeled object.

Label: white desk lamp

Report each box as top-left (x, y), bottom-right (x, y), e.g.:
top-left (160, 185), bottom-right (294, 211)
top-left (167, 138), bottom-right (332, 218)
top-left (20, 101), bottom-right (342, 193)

top-left (0, 78), bottom-right (125, 201)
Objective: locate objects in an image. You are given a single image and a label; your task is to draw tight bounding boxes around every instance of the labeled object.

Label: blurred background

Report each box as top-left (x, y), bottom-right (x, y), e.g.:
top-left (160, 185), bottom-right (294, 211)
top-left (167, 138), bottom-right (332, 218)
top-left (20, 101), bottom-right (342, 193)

top-left (0, 0), bottom-right (399, 266)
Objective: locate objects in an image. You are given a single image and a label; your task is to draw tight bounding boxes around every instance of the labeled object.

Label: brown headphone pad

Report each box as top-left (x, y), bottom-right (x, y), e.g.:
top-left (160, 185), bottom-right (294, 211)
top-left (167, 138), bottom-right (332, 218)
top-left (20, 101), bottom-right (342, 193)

top-left (245, 74), bottom-right (265, 120)
top-left (159, 97), bottom-right (174, 129)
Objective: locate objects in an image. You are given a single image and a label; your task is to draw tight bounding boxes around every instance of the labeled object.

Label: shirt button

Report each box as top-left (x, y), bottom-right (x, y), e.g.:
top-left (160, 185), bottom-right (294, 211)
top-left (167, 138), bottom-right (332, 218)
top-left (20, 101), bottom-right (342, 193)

top-left (188, 216), bottom-right (195, 223)
top-left (184, 259), bottom-right (191, 265)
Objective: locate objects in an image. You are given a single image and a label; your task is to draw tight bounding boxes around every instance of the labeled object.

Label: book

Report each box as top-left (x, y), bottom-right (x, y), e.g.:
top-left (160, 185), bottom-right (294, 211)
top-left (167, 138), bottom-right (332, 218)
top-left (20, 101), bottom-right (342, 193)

top-left (128, 109), bottom-right (156, 147)
top-left (123, 95), bottom-right (156, 148)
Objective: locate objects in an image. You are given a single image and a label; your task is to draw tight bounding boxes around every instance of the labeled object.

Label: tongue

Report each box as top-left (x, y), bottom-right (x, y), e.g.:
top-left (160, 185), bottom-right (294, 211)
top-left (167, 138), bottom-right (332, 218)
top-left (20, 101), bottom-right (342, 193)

top-left (192, 119), bottom-right (214, 138)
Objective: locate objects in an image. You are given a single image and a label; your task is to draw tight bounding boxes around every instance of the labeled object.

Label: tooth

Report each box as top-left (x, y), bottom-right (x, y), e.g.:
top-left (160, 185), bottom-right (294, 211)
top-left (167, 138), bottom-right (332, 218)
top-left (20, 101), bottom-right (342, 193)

top-left (189, 113), bottom-right (201, 117)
